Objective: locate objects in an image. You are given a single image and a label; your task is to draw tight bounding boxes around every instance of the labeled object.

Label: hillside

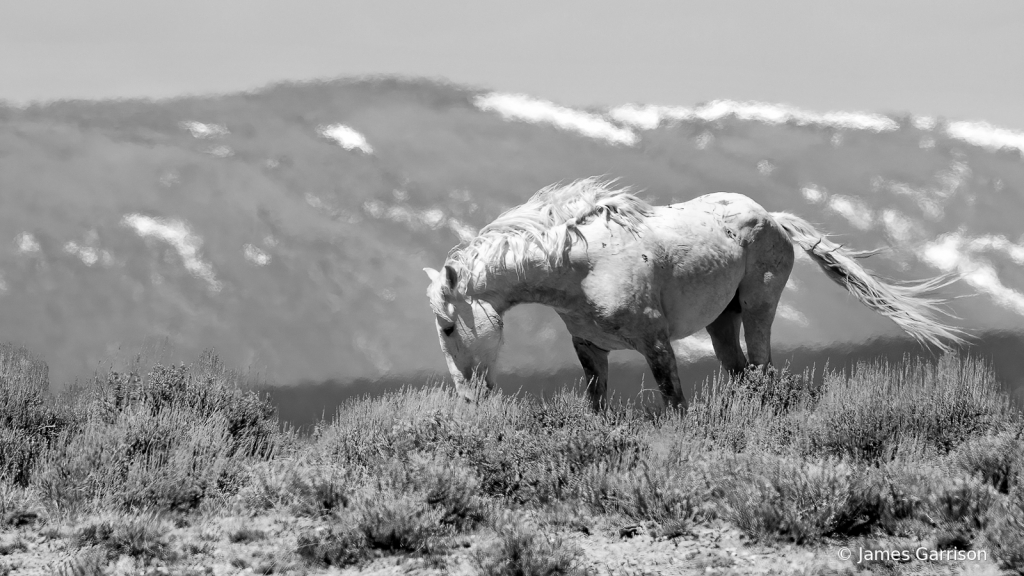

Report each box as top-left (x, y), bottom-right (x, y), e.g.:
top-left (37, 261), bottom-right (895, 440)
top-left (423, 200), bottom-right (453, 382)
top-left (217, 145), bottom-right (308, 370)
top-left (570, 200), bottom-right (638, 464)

top-left (1, 77), bottom-right (1023, 402)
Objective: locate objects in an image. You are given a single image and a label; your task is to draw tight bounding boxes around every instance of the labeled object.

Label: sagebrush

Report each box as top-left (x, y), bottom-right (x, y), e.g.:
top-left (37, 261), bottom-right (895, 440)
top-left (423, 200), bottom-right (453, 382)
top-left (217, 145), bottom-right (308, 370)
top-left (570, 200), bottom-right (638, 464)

top-left (0, 345), bottom-right (1021, 572)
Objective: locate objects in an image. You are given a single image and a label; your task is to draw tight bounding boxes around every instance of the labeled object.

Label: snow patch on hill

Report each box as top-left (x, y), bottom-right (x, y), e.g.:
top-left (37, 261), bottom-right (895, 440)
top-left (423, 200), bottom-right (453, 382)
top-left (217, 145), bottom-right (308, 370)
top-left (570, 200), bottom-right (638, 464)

top-left (609, 104), bottom-right (693, 131)
top-left (243, 244), bottom-right (271, 266)
top-left (179, 121), bottom-right (228, 139)
top-left (302, 193), bottom-right (361, 224)
top-left (778, 304), bottom-right (809, 326)
top-left (883, 182), bottom-right (946, 221)
top-left (63, 242), bottom-right (98, 266)
top-left (674, 334), bottom-right (715, 361)
top-left (363, 201), bottom-right (446, 231)
top-left (801, 186), bottom-right (826, 204)
top-left (122, 214), bottom-right (221, 292)
top-left (873, 160), bottom-right (971, 222)
top-left (206, 145), bottom-right (233, 158)
top-left (318, 124), bottom-right (374, 154)
top-left (475, 93), bottom-right (638, 146)
top-left (880, 210), bottom-right (923, 244)
top-left (610, 101), bottom-right (899, 132)
top-left (962, 235), bottom-right (1024, 265)
top-left (828, 195), bottom-right (874, 230)
top-left (921, 233), bottom-right (1024, 316)
top-left (937, 160), bottom-right (971, 194)
top-left (15, 233), bottom-right (40, 254)
top-left (447, 219), bottom-right (478, 243)
top-left (913, 116), bottom-right (937, 131)
top-left (946, 121), bottom-right (1024, 156)
top-left (360, 199), bottom-right (478, 242)
top-left (612, 101), bottom-right (1024, 156)
top-left (63, 242), bottom-right (114, 267)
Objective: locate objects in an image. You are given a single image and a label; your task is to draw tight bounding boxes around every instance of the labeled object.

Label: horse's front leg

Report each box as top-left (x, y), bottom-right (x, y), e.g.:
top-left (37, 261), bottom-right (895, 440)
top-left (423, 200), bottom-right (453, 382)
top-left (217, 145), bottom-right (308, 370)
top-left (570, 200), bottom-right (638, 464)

top-left (572, 336), bottom-right (610, 412)
top-left (640, 333), bottom-right (689, 412)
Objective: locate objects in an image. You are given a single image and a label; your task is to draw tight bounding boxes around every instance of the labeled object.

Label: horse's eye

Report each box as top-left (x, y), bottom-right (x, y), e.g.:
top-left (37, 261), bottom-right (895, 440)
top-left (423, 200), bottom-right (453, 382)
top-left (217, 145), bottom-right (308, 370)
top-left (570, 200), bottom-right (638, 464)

top-left (442, 325), bottom-right (456, 337)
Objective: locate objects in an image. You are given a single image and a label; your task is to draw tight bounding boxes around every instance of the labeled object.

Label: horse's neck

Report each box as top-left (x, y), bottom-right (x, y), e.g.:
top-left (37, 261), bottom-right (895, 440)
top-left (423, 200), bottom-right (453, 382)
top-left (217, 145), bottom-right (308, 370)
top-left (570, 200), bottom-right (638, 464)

top-left (466, 256), bottom-right (583, 313)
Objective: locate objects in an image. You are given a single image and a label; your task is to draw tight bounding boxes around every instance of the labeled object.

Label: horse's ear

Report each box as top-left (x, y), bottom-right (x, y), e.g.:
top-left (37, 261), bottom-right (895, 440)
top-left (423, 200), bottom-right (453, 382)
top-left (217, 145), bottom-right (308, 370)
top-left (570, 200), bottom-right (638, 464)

top-left (443, 265), bottom-right (459, 291)
top-left (423, 267), bottom-right (440, 283)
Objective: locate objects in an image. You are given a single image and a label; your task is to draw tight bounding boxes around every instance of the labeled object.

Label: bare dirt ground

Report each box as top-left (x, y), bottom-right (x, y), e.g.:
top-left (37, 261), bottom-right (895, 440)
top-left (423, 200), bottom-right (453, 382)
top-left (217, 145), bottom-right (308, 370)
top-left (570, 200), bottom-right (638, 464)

top-left (1, 514), bottom-right (1006, 576)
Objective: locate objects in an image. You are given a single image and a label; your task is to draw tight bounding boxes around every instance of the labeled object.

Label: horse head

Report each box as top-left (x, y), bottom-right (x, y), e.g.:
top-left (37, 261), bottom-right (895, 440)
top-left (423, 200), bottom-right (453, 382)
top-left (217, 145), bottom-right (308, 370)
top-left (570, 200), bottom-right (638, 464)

top-left (424, 264), bottom-right (504, 401)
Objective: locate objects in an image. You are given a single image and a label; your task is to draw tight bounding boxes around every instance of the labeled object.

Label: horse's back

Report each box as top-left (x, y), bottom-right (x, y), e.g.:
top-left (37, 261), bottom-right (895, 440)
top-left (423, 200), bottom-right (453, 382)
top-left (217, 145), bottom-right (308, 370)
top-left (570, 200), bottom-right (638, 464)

top-left (560, 191), bottom-right (794, 345)
top-left (574, 191), bottom-right (787, 288)
top-left (665, 192), bottom-right (773, 234)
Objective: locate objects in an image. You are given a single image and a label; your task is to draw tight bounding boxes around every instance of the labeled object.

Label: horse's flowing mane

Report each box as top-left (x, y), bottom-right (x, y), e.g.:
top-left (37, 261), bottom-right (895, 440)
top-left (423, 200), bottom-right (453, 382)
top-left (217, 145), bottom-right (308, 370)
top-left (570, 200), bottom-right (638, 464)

top-left (448, 177), bottom-right (652, 291)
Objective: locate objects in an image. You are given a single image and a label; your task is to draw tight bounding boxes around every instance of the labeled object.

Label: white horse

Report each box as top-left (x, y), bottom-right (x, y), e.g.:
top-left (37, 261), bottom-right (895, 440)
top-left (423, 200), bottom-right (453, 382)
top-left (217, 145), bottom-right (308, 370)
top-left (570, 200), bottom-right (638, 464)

top-left (425, 178), bottom-right (963, 411)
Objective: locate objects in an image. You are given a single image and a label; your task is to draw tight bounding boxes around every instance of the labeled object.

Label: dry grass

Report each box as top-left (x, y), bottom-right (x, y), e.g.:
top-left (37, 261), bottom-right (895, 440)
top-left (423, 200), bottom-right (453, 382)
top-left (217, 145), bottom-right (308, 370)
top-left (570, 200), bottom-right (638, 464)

top-left (472, 512), bottom-right (584, 576)
top-left (0, 342), bottom-right (1021, 572)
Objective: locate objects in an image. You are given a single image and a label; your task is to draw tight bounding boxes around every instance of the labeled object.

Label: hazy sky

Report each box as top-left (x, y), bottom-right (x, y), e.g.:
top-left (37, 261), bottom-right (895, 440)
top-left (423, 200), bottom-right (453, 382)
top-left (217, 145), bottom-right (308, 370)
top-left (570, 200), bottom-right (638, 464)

top-left (3, 1), bottom-right (1022, 129)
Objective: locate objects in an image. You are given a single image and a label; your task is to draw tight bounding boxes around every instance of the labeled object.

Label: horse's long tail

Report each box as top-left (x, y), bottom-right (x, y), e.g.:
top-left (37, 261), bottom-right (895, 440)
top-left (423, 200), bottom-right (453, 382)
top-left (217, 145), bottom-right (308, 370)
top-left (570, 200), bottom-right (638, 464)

top-left (770, 211), bottom-right (966, 352)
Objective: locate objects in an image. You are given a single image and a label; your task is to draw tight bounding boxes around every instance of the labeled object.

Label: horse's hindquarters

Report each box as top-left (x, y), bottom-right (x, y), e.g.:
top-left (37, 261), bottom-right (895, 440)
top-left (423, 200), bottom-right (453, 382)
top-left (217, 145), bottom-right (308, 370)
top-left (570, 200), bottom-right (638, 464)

top-left (647, 208), bottom-right (750, 340)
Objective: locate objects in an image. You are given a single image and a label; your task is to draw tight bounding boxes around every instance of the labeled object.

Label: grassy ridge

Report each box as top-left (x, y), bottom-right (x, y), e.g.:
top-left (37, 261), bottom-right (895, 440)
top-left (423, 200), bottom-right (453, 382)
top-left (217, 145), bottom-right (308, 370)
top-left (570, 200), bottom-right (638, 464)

top-left (1, 342), bottom-right (1022, 574)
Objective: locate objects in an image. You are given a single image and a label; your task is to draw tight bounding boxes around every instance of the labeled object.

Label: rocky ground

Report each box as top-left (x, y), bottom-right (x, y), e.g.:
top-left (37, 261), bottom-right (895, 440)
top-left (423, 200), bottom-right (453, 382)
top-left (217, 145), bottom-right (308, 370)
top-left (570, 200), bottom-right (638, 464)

top-left (1, 514), bottom-right (1007, 576)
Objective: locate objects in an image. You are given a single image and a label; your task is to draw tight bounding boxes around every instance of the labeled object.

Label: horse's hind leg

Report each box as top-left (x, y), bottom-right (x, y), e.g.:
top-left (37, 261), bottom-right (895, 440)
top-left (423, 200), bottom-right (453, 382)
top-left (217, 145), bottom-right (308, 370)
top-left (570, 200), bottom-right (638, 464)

top-left (572, 336), bottom-right (610, 411)
top-left (639, 332), bottom-right (688, 411)
top-left (739, 270), bottom-right (792, 368)
top-left (706, 291), bottom-right (748, 374)
top-left (738, 215), bottom-right (795, 368)
top-left (740, 303), bottom-right (777, 367)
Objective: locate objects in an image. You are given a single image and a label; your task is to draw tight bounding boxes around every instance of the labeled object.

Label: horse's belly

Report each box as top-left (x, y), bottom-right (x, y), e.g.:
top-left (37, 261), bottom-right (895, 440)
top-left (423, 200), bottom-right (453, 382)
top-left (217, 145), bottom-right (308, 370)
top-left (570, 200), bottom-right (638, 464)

top-left (659, 233), bottom-right (747, 339)
top-left (663, 272), bottom-right (745, 338)
top-left (556, 311), bottom-right (633, 351)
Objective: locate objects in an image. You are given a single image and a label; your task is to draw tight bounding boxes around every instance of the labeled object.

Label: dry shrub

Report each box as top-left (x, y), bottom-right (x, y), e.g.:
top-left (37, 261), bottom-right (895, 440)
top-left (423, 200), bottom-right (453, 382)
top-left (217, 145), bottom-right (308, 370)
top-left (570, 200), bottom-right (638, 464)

top-left (36, 405), bottom-right (244, 511)
top-left (472, 512), bottom-right (583, 576)
top-left (802, 356), bottom-right (1011, 461)
top-left (721, 454), bottom-right (888, 544)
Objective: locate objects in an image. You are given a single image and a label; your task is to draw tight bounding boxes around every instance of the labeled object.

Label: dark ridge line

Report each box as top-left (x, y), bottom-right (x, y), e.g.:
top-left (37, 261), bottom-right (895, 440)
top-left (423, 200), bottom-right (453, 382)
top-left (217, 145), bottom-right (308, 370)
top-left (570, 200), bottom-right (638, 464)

top-left (262, 331), bottom-right (1024, 431)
